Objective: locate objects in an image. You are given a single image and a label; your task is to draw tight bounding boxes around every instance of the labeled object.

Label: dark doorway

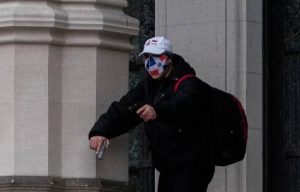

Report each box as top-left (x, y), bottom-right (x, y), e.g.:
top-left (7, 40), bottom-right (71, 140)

top-left (124, 1), bottom-right (155, 192)
top-left (264, 0), bottom-right (300, 191)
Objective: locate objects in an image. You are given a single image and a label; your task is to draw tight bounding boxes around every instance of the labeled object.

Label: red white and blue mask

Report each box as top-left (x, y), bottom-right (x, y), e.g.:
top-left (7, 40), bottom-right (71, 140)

top-left (144, 54), bottom-right (169, 77)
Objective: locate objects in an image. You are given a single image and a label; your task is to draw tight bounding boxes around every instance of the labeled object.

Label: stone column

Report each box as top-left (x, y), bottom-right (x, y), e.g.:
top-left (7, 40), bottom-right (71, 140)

top-left (0, 0), bottom-right (138, 191)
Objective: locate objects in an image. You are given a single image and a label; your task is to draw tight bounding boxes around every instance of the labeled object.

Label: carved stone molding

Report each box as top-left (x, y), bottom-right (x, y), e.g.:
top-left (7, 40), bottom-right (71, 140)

top-left (0, 0), bottom-right (138, 50)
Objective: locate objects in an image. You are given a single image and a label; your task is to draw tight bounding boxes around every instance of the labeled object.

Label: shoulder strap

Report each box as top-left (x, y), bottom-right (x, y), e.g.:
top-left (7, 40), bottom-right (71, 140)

top-left (174, 74), bottom-right (196, 92)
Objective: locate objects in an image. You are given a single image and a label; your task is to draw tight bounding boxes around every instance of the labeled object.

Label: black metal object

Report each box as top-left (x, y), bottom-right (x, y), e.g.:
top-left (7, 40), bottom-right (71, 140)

top-left (124, 1), bottom-right (155, 192)
top-left (124, 0), bottom-right (155, 71)
top-left (264, 0), bottom-right (300, 191)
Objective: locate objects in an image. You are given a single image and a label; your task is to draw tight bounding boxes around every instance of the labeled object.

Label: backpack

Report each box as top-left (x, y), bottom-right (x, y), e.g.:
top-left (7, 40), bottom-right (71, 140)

top-left (174, 74), bottom-right (248, 166)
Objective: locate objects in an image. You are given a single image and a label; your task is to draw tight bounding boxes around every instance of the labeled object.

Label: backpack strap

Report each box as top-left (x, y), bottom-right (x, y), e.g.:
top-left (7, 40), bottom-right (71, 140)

top-left (174, 74), bottom-right (196, 92)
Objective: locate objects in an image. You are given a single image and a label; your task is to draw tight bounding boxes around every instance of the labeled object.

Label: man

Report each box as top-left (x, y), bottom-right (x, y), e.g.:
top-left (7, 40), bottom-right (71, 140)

top-left (89, 36), bottom-right (215, 192)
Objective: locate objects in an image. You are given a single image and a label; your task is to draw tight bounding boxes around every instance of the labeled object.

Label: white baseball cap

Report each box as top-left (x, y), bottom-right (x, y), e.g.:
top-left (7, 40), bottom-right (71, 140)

top-left (139, 36), bottom-right (172, 56)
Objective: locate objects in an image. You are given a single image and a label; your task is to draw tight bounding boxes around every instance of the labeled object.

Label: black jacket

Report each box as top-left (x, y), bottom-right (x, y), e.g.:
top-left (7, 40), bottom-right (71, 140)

top-left (89, 54), bottom-right (214, 172)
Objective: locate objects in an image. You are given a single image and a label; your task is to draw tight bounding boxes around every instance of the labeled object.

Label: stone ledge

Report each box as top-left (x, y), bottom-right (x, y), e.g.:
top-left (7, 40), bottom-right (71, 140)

top-left (0, 28), bottom-right (135, 51)
top-left (0, 1), bottom-right (138, 49)
top-left (0, 176), bottom-right (135, 192)
top-left (50, 0), bottom-right (128, 9)
top-left (0, 1), bottom-right (138, 33)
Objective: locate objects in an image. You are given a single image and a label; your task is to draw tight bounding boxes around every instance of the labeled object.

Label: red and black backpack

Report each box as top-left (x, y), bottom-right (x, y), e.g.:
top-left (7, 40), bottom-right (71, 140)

top-left (174, 74), bottom-right (248, 166)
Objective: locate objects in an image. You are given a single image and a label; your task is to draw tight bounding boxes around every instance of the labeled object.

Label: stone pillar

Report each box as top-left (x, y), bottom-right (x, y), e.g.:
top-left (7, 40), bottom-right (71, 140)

top-left (0, 0), bottom-right (138, 191)
top-left (155, 0), bottom-right (262, 192)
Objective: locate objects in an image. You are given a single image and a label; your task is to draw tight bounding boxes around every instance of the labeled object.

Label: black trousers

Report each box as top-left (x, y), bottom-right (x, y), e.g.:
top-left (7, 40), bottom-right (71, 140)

top-left (157, 163), bottom-right (215, 192)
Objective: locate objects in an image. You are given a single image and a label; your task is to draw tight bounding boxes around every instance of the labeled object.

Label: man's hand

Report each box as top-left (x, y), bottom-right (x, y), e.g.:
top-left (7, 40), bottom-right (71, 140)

top-left (136, 104), bottom-right (157, 122)
top-left (89, 136), bottom-right (108, 154)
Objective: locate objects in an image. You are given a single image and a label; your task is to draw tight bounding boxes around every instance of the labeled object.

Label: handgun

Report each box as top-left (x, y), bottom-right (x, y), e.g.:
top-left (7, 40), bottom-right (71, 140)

top-left (97, 140), bottom-right (107, 160)
top-left (128, 102), bottom-right (144, 113)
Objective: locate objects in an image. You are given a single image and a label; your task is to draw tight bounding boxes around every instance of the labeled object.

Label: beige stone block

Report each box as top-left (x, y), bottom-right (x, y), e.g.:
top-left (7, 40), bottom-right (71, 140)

top-left (97, 49), bottom-right (129, 82)
top-left (0, 103), bottom-right (14, 176)
top-left (48, 46), bottom-right (63, 103)
top-left (48, 102), bottom-right (62, 177)
top-left (247, 129), bottom-right (263, 192)
top-left (155, 26), bottom-right (167, 37)
top-left (14, 101), bottom-right (49, 175)
top-left (0, 45), bottom-right (14, 103)
top-left (247, 0), bottom-right (262, 22)
top-left (0, 67), bottom-right (13, 103)
top-left (14, 45), bottom-right (49, 102)
top-left (158, 0), bottom-right (225, 26)
top-left (155, 0), bottom-right (167, 28)
top-left (167, 22), bottom-right (226, 89)
top-left (227, 0), bottom-right (246, 21)
top-left (97, 49), bottom-right (129, 104)
top-left (62, 47), bottom-right (97, 104)
top-left (226, 21), bottom-right (247, 73)
top-left (247, 22), bottom-right (262, 74)
top-left (227, 0), bottom-right (262, 32)
top-left (226, 71), bottom-right (247, 99)
top-left (61, 103), bottom-right (97, 178)
top-left (246, 73), bottom-right (262, 129)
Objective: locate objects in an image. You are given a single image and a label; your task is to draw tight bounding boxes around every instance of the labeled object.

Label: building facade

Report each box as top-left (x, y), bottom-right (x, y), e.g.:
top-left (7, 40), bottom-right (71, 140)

top-left (7, 0), bottom-right (298, 192)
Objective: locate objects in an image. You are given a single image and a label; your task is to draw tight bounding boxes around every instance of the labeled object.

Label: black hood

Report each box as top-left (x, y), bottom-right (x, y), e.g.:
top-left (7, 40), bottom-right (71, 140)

top-left (169, 53), bottom-right (196, 79)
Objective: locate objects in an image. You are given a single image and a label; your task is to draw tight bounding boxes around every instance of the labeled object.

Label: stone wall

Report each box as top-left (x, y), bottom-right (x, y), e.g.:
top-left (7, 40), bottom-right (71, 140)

top-left (155, 0), bottom-right (262, 192)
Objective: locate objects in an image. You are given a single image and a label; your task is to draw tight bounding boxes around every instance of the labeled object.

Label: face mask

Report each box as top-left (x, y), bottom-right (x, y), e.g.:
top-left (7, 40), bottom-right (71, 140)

top-left (144, 54), bottom-right (168, 77)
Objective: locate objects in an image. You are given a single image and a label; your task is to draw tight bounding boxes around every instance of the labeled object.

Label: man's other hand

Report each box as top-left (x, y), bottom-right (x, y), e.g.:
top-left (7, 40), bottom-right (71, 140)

top-left (137, 104), bottom-right (157, 122)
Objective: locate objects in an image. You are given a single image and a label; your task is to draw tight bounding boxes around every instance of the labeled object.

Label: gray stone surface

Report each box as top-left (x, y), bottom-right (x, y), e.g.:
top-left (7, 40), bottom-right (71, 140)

top-left (247, 129), bottom-right (263, 192)
top-left (155, 0), bottom-right (262, 192)
top-left (247, 23), bottom-right (263, 74)
top-left (0, 0), bottom-right (138, 186)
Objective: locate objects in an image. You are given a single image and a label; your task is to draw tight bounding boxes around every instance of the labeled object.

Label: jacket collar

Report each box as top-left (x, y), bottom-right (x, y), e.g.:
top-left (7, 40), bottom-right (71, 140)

top-left (169, 53), bottom-right (196, 80)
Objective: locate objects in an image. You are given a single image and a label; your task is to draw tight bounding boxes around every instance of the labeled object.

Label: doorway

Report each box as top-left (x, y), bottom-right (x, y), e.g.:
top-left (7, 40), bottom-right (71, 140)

top-left (264, 0), bottom-right (300, 191)
top-left (124, 1), bottom-right (155, 191)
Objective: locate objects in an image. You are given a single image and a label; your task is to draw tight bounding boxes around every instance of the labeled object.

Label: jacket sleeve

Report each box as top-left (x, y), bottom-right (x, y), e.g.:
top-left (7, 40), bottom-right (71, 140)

top-left (153, 77), bottom-right (210, 123)
top-left (88, 81), bottom-right (145, 139)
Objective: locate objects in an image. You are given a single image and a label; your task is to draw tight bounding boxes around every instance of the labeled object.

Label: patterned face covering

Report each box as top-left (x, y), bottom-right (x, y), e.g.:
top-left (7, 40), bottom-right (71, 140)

top-left (144, 54), bottom-right (169, 77)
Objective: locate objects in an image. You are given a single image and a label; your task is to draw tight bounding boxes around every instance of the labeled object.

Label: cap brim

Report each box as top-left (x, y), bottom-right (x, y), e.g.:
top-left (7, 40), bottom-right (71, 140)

top-left (138, 48), bottom-right (165, 57)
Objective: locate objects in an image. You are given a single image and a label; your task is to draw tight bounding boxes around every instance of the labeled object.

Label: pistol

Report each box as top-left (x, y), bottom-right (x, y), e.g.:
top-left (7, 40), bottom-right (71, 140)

top-left (97, 140), bottom-right (107, 160)
top-left (128, 102), bottom-right (144, 113)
